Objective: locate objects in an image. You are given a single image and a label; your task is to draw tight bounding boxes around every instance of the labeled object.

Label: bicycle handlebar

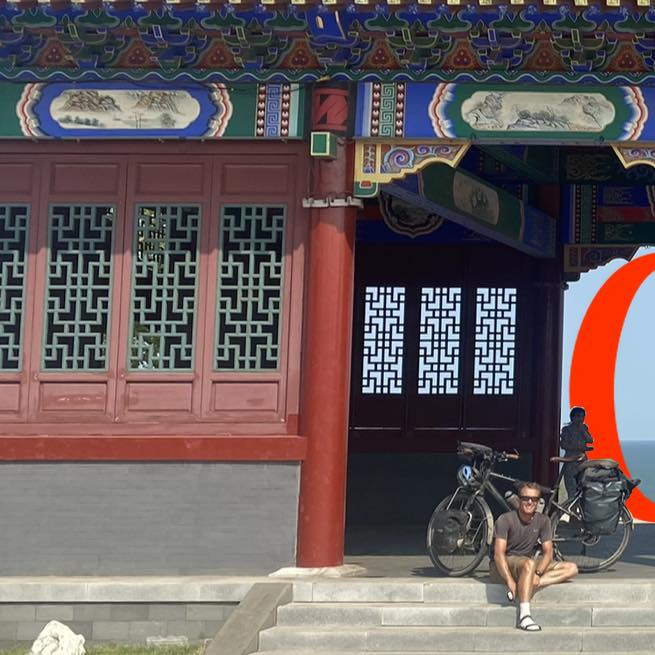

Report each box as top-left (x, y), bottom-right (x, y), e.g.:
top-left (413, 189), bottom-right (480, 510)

top-left (457, 441), bottom-right (520, 462)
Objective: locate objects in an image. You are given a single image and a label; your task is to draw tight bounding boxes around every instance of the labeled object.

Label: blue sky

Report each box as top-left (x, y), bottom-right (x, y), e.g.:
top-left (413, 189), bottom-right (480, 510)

top-left (561, 247), bottom-right (655, 441)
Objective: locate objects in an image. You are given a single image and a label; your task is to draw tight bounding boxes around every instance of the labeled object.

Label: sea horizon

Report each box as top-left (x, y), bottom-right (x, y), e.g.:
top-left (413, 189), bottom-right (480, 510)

top-left (618, 440), bottom-right (655, 502)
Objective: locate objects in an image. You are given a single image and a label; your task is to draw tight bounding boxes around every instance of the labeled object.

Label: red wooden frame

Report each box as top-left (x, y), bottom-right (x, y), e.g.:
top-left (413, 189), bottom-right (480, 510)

top-left (0, 141), bottom-right (309, 461)
top-left (0, 435), bottom-right (307, 461)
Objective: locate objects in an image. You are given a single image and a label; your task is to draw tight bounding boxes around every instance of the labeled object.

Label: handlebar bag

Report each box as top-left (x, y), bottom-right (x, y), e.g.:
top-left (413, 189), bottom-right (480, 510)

top-left (581, 477), bottom-right (623, 536)
top-left (430, 510), bottom-right (469, 554)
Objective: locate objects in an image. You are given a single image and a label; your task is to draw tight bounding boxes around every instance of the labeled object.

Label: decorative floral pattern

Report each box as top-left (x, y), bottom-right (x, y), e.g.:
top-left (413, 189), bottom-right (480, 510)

top-left (3, 5), bottom-right (655, 82)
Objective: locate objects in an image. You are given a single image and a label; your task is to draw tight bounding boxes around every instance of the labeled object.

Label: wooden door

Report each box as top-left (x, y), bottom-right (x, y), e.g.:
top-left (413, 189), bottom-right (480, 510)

top-left (349, 243), bottom-right (535, 453)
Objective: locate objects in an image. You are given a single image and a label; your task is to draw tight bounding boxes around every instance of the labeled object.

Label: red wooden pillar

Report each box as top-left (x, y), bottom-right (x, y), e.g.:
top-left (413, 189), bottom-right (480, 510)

top-left (533, 190), bottom-right (565, 486)
top-left (296, 85), bottom-right (356, 567)
top-left (533, 259), bottom-right (566, 486)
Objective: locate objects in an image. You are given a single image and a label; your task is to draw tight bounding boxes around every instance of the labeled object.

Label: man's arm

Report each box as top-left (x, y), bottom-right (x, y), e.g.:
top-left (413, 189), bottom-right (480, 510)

top-left (494, 537), bottom-right (516, 594)
top-left (536, 540), bottom-right (553, 577)
top-left (559, 425), bottom-right (574, 451)
top-left (583, 424), bottom-right (594, 445)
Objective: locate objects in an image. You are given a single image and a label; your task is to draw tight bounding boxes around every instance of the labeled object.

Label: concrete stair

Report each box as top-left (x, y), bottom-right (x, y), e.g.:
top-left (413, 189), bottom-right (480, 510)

top-left (257, 579), bottom-right (655, 653)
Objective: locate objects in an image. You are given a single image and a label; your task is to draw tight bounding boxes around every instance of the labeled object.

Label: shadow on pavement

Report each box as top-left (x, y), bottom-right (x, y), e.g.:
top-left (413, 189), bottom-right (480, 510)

top-left (344, 522), bottom-right (655, 578)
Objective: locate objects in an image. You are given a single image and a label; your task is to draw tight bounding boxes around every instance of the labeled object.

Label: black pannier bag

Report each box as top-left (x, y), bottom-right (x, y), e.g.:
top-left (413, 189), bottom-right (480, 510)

top-left (430, 510), bottom-right (469, 554)
top-left (579, 465), bottom-right (623, 535)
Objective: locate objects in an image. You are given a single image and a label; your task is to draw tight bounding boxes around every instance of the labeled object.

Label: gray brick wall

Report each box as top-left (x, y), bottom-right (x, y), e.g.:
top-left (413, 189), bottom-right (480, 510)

top-left (0, 603), bottom-right (237, 644)
top-left (0, 462), bottom-right (299, 574)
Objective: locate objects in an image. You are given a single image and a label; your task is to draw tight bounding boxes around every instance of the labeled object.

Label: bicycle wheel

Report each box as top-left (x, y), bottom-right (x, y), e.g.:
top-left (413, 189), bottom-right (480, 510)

top-left (427, 492), bottom-right (493, 577)
top-left (551, 503), bottom-right (633, 573)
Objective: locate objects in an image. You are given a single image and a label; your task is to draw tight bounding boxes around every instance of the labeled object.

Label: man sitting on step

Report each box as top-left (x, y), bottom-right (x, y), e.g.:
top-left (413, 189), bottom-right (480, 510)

top-left (489, 481), bottom-right (578, 632)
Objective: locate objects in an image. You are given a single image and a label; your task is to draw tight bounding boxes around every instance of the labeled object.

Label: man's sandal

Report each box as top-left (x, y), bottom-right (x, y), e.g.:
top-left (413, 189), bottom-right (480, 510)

top-left (518, 615), bottom-right (542, 632)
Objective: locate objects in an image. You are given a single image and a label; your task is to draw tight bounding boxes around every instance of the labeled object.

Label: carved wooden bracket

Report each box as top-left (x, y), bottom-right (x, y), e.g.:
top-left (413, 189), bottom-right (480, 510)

top-left (612, 145), bottom-right (655, 170)
top-left (354, 141), bottom-right (470, 198)
top-left (564, 244), bottom-right (639, 274)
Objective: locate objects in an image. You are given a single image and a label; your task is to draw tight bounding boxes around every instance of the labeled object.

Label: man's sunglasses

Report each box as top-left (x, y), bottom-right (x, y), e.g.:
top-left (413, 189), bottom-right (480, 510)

top-left (519, 496), bottom-right (540, 504)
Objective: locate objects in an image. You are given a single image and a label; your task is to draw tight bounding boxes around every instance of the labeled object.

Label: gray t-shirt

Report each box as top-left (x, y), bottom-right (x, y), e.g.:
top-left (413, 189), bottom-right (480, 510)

top-left (560, 422), bottom-right (592, 456)
top-left (493, 511), bottom-right (552, 557)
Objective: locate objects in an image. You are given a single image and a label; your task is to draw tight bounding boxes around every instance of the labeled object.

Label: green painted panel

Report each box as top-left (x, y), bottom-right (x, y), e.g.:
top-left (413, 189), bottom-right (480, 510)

top-left (223, 85), bottom-right (258, 138)
top-left (598, 223), bottom-right (655, 244)
top-left (0, 83), bottom-right (26, 137)
top-left (436, 85), bottom-right (638, 142)
top-left (562, 149), bottom-right (655, 185)
top-left (420, 165), bottom-right (523, 241)
top-left (222, 83), bottom-right (305, 139)
top-left (295, 84), bottom-right (307, 139)
top-left (579, 186), bottom-right (595, 243)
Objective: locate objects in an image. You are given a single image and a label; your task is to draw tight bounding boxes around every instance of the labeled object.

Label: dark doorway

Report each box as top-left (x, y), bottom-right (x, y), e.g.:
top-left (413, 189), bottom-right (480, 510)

top-left (345, 242), bottom-right (536, 555)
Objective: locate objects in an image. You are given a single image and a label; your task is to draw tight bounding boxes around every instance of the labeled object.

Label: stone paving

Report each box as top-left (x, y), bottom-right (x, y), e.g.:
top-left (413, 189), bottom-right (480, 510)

top-left (343, 522), bottom-right (655, 579)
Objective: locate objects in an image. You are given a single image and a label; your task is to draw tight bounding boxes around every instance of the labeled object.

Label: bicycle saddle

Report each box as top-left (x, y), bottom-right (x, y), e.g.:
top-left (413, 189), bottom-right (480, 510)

top-left (550, 455), bottom-right (585, 464)
top-left (578, 458), bottom-right (619, 470)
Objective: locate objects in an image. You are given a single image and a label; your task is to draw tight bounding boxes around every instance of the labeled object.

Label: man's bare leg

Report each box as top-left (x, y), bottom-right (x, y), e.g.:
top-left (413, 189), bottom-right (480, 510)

top-left (517, 558), bottom-right (541, 631)
top-left (518, 557), bottom-right (537, 602)
top-left (533, 561), bottom-right (578, 589)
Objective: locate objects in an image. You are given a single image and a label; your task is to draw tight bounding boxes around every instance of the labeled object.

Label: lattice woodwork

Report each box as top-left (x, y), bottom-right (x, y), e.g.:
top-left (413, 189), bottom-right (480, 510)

top-left (130, 204), bottom-right (200, 371)
top-left (361, 286), bottom-right (405, 395)
top-left (215, 205), bottom-right (285, 371)
top-left (43, 205), bottom-right (114, 371)
top-left (473, 287), bottom-right (517, 395)
top-left (0, 205), bottom-right (29, 371)
top-left (418, 287), bottom-right (462, 395)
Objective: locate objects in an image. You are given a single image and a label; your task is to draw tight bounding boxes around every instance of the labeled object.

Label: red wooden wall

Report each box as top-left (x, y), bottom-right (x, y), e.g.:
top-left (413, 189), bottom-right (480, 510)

top-left (0, 142), bottom-right (309, 460)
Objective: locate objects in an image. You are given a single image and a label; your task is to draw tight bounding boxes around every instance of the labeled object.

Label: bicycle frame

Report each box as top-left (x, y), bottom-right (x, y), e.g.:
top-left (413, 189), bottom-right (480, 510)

top-left (430, 442), bottom-right (635, 575)
top-left (450, 452), bottom-right (574, 522)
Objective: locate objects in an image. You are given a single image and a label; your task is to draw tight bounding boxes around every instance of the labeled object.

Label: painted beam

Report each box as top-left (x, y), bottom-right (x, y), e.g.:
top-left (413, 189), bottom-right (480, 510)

top-left (383, 163), bottom-right (556, 258)
top-left (2, 82), bottom-right (306, 139)
top-left (4, 7), bottom-right (655, 85)
top-left (356, 84), bottom-right (649, 144)
top-left (10, 1), bottom-right (646, 6)
top-left (478, 146), bottom-right (558, 184)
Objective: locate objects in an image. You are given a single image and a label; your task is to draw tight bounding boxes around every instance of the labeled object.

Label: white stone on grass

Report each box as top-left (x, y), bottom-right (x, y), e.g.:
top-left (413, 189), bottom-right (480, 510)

top-left (29, 620), bottom-right (85, 655)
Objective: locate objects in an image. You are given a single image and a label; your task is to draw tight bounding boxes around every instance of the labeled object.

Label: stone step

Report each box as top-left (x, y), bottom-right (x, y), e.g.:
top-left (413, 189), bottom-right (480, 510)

top-left (292, 579), bottom-right (655, 604)
top-left (258, 652), bottom-right (655, 655)
top-left (259, 626), bottom-right (655, 652)
top-left (277, 602), bottom-right (655, 627)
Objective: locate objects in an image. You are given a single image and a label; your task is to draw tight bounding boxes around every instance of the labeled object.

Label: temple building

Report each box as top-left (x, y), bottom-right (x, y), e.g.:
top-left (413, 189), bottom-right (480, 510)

top-left (0, 0), bottom-right (653, 573)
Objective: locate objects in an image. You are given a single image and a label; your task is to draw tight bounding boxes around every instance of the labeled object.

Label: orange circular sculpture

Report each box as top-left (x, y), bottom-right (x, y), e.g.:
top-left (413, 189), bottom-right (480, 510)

top-left (570, 253), bottom-right (655, 522)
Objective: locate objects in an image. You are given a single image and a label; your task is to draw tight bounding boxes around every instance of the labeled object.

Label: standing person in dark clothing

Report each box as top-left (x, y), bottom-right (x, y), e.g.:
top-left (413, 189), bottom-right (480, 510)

top-left (490, 482), bottom-right (578, 631)
top-left (560, 406), bottom-right (594, 498)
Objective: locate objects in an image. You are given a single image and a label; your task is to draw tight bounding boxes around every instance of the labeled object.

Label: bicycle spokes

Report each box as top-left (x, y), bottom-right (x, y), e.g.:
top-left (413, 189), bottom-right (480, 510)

top-left (552, 506), bottom-right (632, 572)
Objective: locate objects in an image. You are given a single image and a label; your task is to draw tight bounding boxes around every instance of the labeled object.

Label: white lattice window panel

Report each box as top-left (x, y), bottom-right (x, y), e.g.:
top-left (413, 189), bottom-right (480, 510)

top-left (473, 287), bottom-right (517, 395)
top-left (361, 286), bottom-right (405, 395)
top-left (418, 287), bottom-right (462, 395)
